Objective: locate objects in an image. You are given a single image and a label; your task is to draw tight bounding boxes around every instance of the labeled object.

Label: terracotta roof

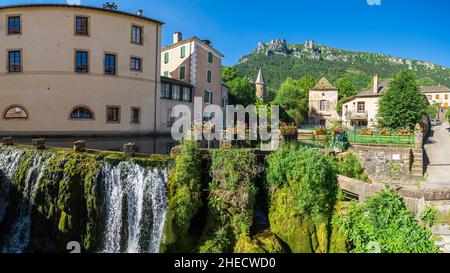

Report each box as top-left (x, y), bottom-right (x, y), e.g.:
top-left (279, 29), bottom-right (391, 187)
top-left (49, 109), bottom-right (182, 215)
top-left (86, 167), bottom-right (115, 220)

top-left (421, 86), bottom-right (450, 93)
top-left (162, 36), bottom-right (224, 58)
top-left (0, 4), bottom-right (164, 25)
top-left (255, 68), bottom-right (266, 85)
top-left (311, 77), bottom-right (337, 91)
top-left (161, 76), bottom-right (193, 87)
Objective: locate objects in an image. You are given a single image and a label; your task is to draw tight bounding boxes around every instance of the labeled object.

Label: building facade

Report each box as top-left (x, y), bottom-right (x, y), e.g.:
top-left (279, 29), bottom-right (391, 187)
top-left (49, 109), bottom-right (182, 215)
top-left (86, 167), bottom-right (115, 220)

top-left (160, 33), bottom-right (224, 130)
top-left (422, 86), bottom-right (450, 109)
top-left (308, 77), bottom-right (339, 127)
top-left (0, 4), bottom-right (162, 135)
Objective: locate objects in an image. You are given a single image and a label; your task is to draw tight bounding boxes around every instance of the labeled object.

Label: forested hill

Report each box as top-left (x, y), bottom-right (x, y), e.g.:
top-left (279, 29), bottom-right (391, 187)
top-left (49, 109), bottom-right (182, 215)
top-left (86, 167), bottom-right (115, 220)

top-left (233, 39), bottom-right (450, 92)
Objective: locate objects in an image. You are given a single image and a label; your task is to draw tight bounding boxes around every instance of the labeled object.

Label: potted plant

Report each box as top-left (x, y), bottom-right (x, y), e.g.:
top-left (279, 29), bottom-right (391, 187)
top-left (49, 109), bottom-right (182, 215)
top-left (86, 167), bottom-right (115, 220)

top-left (280, 122), bottom-right (298, 141)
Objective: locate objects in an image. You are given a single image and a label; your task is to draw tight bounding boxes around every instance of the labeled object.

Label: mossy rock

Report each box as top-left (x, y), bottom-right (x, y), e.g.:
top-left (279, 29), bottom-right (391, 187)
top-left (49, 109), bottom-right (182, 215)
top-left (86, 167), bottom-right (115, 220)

top-left (268, 186), bottom-right (330, 253)
top-left (234, 230), bottom-right (290, 253)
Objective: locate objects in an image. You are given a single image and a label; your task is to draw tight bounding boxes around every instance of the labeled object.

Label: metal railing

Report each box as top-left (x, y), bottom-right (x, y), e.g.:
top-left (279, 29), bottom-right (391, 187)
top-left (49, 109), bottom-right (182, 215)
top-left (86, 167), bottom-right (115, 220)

top-left (345, 111), bottom-right (369, 120)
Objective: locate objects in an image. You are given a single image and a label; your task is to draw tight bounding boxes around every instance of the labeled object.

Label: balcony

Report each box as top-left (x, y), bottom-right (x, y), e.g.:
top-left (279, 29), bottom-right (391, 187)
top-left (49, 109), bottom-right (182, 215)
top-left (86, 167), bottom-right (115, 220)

top-left (346, 111), bottom-right (368, 120)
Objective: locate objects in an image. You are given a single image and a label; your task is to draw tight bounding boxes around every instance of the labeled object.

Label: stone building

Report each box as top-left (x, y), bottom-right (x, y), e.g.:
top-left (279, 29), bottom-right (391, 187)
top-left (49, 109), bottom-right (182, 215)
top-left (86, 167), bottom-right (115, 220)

top-left (255, 68), bottom-right (267, 101)
top-left (308, 77), bottom-right (339, 127)
top-left (160, 32), bottom-right (224, 130)
top-left (0, 4), bottom-right (162, 135)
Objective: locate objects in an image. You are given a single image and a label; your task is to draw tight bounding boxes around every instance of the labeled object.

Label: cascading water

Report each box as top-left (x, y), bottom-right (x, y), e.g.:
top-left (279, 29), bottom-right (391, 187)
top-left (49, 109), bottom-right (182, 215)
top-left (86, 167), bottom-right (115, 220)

top-left (0, 146), bottom-right (53, 253)
top-left (101, 162), bottom-right (168, 253)
top-left (0, 146), bottom-right (169, 253)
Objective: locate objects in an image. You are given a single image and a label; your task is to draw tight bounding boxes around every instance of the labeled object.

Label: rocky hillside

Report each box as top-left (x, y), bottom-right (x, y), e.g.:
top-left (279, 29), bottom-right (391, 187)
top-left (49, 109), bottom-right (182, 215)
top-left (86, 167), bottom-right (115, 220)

top-left (234, 39), bottom-right (450, 92)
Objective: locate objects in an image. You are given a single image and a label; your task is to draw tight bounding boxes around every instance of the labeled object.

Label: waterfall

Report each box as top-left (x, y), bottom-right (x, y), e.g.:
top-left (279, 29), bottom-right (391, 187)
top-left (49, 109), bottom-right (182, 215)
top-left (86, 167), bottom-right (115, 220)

top-left (0, 146), bottom-right (169, 253)
top-left (0, 146), bottom-right (53, 253)
top-left (101, 162), bottom-right (168, 253)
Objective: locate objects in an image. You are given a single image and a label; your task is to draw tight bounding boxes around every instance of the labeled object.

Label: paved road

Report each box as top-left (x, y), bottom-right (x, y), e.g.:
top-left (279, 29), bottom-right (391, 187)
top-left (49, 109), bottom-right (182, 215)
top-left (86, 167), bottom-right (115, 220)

top-left (424, 121), bottom-right (450, 188)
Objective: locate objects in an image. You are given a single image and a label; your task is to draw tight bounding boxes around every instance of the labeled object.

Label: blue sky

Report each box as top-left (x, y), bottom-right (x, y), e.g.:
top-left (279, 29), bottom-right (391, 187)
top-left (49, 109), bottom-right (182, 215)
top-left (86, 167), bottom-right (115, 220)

top-left (2, 0), bottom-right (450, 67)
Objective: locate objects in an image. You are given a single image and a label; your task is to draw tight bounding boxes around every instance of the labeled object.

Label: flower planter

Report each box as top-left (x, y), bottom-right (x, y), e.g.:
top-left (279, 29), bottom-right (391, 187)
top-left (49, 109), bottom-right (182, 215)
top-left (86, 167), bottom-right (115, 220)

top-left (314, 130), bottom-right (326, 136)
top-left (360, 130), bottom-right (373, 135)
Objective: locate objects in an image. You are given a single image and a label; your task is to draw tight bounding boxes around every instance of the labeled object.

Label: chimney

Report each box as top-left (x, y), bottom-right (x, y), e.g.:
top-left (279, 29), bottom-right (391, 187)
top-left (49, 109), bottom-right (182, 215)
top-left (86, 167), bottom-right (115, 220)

top-left (202, 39), bottom-right (211, 46)
top-left (373, 74), bottom-right (379, 94)
top-left (173, 32), bottom-right (182, 44)
top-left (137, 9), bottom-right (143, 16)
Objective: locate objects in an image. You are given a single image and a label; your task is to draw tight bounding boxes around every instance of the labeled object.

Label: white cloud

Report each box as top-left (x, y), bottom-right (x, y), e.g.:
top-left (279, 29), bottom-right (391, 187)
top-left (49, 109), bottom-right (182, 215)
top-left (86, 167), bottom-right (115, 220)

top-left (67, 0), bottom-right (81, 5)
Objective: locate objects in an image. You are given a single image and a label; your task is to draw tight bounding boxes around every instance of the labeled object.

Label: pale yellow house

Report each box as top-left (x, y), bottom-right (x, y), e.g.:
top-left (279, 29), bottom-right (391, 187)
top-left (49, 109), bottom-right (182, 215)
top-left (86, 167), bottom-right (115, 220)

top-left (160, 32), bottom-right (224, 130)
top-left (0, 4), bottom-right (162, 135)
top-left (308, 77), bottom-right (339, 127)
top-left (422, 86), bottom-right (450, 109)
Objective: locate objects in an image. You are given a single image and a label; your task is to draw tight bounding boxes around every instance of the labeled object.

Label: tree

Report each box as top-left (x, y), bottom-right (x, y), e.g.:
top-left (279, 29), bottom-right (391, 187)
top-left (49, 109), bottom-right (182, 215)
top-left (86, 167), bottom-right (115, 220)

top-left (378, 71), bottom-right (428, 129)
top-left (221, 67), bottom-right (256, 106)
top-left (274, 76), bottom-right (316, 126)
top-left (418, 77), bottom-right (436, 87)
top-left (226, 76), bottom-right (256, 106)
top-left (221, 66), bottom-right (240, 83)
top-left (335, 76), bottom-right (357, 113)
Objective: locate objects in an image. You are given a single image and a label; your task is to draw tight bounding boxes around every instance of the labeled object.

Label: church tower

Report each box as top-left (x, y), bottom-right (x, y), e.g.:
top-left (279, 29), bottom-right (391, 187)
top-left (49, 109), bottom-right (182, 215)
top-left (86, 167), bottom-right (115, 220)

top-left (255, 68), bottom-right (267, 101)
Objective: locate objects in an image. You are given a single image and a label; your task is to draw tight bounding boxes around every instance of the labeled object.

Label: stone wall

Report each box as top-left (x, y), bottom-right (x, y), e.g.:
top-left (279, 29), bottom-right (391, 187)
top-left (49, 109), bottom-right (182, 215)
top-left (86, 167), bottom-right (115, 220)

top-left (350, 144), bottom-right (414, 185)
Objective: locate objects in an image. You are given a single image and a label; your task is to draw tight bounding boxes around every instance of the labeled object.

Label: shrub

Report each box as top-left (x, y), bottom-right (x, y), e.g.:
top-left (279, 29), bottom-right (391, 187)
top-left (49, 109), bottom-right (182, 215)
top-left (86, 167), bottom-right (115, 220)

top-left (163, 141), bottom-right (203, 252)
top-left (420, 205), bottom-right (438, 228)
top-left (339, 190), bottom-right (439, 253)
top-left (333, 154), bottom-right (370, 183)
top-left (266, 145), bottom-right (338, 220)
top-left (170, 141), bottom-right (203, 233)
top-left (208, 149), bottom-right (261, 238)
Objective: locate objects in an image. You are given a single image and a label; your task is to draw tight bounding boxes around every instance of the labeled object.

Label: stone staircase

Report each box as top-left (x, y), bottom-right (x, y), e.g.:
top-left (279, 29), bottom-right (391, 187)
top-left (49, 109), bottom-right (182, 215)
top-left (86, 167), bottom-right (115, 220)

top-left (411, 148), bottom-right (424, 177)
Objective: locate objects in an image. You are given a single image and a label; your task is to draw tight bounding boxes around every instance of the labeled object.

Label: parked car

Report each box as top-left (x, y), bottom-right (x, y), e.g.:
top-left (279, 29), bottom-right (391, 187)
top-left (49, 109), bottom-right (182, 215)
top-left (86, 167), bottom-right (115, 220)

top-left (431, 119), bottom-right (442, 126)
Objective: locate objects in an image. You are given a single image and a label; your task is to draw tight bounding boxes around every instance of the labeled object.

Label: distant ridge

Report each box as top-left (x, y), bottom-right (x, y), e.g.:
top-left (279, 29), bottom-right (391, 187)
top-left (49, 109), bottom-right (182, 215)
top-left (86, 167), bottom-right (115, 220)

top-left (234, 39), bottom-right (450, 92)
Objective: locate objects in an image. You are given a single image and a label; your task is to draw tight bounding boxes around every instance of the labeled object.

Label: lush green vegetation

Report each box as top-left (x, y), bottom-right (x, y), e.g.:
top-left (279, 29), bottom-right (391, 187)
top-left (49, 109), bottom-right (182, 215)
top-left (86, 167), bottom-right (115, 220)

top-left (274, 77), bottom-right (317, 126)
top-left (339, 190), bottom-right (439, 253)
top-left (266, 144), bottom-right (338, 219)
top-left (234, 41), bottom-right (450, 94)
top-left (332, 154), bottom-right (370, 183)
top-left (420, 205), bottom-right (438, 228)
top-left (265, 144), bottom-right (347, 253)
top-left (163, 141), bottom-right (203, 252)
top-left (378, 71), bottom-right (428, 129)
top-left (196, 149), bottom-right (262, 253)
top-left (335, 76), bottom-right (357, 113)
top-left (221, 67), bottom-right (256, 106)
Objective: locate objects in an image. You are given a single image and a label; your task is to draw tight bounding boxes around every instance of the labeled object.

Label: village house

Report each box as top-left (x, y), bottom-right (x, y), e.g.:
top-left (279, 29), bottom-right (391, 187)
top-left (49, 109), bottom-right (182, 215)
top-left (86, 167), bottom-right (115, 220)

top-left (0, 4), bottom-right (162, 135)
top-left (342, 75), bottom-right (449, 128)
top-left (308, 77), bottom-right (340, 128)
top-left (160, 32), bottom-right (225, 131)
top-left (422, 86), bottom-right (450, 109)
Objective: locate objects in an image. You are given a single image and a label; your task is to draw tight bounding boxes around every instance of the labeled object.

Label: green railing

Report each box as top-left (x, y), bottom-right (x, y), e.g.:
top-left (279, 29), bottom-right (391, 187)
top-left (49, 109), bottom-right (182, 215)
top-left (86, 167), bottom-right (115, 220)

top-left (347, 131), bottom-right (415, 146)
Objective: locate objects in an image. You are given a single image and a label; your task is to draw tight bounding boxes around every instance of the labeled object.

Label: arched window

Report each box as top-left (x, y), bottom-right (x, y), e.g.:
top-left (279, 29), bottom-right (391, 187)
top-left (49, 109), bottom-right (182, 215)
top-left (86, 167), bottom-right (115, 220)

top-left (70, 106), bottom-right (94, 120)
top-left (3, 105), bottom-right (28, 119)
